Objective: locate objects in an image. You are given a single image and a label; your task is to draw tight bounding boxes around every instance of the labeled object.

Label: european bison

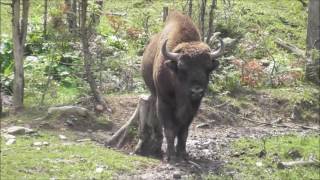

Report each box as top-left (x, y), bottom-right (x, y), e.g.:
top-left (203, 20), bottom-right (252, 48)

top-left (141, 11), bottom-right (224, 161)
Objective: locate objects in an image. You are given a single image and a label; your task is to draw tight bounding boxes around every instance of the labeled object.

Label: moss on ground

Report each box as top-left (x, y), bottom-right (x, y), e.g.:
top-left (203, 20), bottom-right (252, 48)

top-left (1, 131), bottom-right (157, 179)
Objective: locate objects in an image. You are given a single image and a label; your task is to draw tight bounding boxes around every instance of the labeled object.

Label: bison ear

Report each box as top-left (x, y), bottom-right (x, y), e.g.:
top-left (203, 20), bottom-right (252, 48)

top-left (211, 60), bottom-right (220, 71)
top-left (165, 60), bottom-right (178, 72)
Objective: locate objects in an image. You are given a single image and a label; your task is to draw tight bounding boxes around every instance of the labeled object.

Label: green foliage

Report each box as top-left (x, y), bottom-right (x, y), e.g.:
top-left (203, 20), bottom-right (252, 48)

top-left (1, 131), bottom-right (157, 179)
top-left (207, 0), bottom-right (308, 91)
top-left (209, 66), bottom-right (241, 94)
top-left (0, 37), bottom-right (14, 93)
top-left (263, 84), bottom-right (319, 105)
top-left (106, 35), bottom-right (128, 51)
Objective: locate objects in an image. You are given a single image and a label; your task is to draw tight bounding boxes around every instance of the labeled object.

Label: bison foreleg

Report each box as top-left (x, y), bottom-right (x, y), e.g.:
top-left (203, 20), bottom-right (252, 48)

top-left (176, 126), bottom-right (189, 160)
top-left (164, 127), bottom-right (177, 161)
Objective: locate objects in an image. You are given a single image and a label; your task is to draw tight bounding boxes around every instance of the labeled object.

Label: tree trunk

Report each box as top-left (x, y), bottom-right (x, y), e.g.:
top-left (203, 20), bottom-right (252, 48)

top-left (0, 65), bottom-right (2, 117)
top-left (65, 0), bottom-right (77, 33)
top-left (78, 0), bottom-right (81, 28)
top-left (188, 0), bottom-right (193, 17)
top-left (199, 0), bottom-right (207, 41)
top-left (163, 6), bottom-right (168, 22)
top-left (80, 0), bottom-right (110, 112)
top-left (306, 0), bottom-right (320, 84)
top-left (12, 0), bottom-right (30, 113)
top-left (0, 0), bottom-right (2, 117)
top-left (43, 0), bottom-right (48, 39)
top-left (72, 0), bottom-right (78, 29)
top-left (206, 0), bottom-right (216, 43)
top-left (106, 95), bottom-right (163, 158)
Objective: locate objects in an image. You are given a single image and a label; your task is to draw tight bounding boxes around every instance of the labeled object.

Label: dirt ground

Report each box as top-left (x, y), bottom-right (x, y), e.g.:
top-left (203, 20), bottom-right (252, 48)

top-left (2, 90), bottom-right (319, 179)
top-left (103, 91), bottom-right (319, 179)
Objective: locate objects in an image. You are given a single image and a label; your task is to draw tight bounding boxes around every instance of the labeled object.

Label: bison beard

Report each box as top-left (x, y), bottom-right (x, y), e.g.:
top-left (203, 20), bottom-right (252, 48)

top-left (142, 11), bottom-right (224, 161)
top-left (107, 11), bottom-right (223, 162)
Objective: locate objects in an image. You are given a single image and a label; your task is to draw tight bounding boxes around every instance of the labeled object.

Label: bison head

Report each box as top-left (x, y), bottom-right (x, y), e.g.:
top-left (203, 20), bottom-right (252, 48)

top-left (162, 39), bottom-right (224, 101)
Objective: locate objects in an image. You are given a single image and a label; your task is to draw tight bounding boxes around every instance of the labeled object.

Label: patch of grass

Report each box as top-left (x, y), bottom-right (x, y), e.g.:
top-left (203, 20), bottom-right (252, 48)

top-left (24, 86), bottom-right (81, 107)
top-left (262, 84), bottom-right (319, 105)
top-left (225, 134), bottom-right (320, 180)
top-left (1, 131), bottom-right (157, 179)
top-left (0, 108), bottom-right (47, 126)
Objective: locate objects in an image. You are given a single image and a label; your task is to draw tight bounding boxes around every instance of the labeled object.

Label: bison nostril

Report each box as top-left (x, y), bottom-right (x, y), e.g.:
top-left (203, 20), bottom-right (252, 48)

top-left (191, 87), bottom-right (204, 95)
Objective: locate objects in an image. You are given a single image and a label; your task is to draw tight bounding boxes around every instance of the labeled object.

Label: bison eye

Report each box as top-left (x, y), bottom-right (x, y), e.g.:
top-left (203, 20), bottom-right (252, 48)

top-left (165, 60), bottom-right (178, 72)
top-left (177, 61), bottom-right (188, 70)
top-left (210, 60), bottom-right (220, 71)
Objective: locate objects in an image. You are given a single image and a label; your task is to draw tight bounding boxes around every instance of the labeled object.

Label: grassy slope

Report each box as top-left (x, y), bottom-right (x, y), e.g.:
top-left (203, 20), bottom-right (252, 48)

top-left (228, 134), bottom-right (320, 180)
top-left (1, 131), bottom-right (157, 179)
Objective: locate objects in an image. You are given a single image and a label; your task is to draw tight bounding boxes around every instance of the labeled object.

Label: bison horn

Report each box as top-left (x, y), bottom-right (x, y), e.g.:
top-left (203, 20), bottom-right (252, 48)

top-left (161, 39), bottom-right (180, 61)
top-left (210, 38), bottom-right (225, 59)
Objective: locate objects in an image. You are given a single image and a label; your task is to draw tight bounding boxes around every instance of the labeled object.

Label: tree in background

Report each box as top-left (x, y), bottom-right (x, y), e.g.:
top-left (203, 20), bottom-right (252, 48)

top-left (12, 0), bottom-right (30, 113)
top-left (187, 0), bottom-right (192, 17)
top-left (80, 0), bottom-right (109, 112)
top-left (306, 0), bottom-right (320, 84)
top-left (43, 0), bottom-right (48, 38)
top-left (198, 0), bottom-right (207, 41)
top-left (65, 0), bottom-right (78, 34)
top-left (206, 0), bottom-right (217, 43)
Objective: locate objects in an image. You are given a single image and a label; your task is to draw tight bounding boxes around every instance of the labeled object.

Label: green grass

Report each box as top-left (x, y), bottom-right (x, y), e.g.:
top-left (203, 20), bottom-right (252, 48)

top-left (224, 134), bottom-right (320, 180)
top-left (1, 107), bottom-right (46, 125)
top-left (262, 84), bottom-right (319, 105)
top-left (1, 131), bottom-right (157, 180)
top-left (24, 86), bottom-right (81, 107)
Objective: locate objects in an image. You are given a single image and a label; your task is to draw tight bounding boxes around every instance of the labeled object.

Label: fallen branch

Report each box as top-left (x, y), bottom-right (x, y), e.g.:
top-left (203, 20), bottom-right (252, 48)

top-left (0, 2), bottom-right (11, 6)
top-left (282, 123), bottom-right (320, 131)
top-left (278, 160), bottom-right (320, 169)
top-left (275, 38), bottom-right (305, 58)
top-left (105, 12), bottom-right (127, 17)
top-left (226, 110), bottom-right (320, 131)
top-left (213, 100), bottom-right (231, 108)
top-left (257, 118), bottom-right (282, 127)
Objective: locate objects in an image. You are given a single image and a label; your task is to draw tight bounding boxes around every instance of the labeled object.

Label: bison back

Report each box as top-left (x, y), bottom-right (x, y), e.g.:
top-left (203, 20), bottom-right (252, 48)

top-left (141, 33), bottom-right (160, 96)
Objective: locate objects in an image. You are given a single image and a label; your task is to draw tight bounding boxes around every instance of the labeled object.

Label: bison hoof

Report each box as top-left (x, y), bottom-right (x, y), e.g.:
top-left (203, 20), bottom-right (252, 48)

top-left (166, 154), bottom-right (179, 163)
top-left (166, 154), bottom-right (189, 164)
top-left (177, 152), bottom-right (189, 161)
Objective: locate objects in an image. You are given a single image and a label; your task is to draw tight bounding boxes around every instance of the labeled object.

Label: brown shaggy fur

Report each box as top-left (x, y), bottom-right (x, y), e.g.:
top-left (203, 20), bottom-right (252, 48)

top-left (141, 11), bottom-right (219, 161)
top-left (173, 42), bottom-right (211, 56)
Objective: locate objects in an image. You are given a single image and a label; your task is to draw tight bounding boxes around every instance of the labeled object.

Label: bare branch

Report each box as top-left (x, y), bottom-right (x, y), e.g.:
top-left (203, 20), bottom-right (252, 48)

top-left (275, 38), bottom-right (305, 58)
top-left (20, 0), bottom-right (30, 45)
top-left (278, 160), bottom-right (319, 169)
top-left (0, 1), bottom-right (12, 6)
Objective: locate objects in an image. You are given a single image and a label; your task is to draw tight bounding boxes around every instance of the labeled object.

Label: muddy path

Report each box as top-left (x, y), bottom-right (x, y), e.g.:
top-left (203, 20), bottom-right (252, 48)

top-left (116, 124), bottom-right (317, 179)
top-left (103, 91), bottom-right (319, 179)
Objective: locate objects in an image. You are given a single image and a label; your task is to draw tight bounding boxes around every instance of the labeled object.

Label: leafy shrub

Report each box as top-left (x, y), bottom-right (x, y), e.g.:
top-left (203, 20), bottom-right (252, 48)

top-left (0, 38), bottom-right (14, 94)
top-left (233, 59), bottom-right (265, 87)
top-left (106, 35), bottom-right (128, 51)
top-left (209, 63), bottom-right (241, 94)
